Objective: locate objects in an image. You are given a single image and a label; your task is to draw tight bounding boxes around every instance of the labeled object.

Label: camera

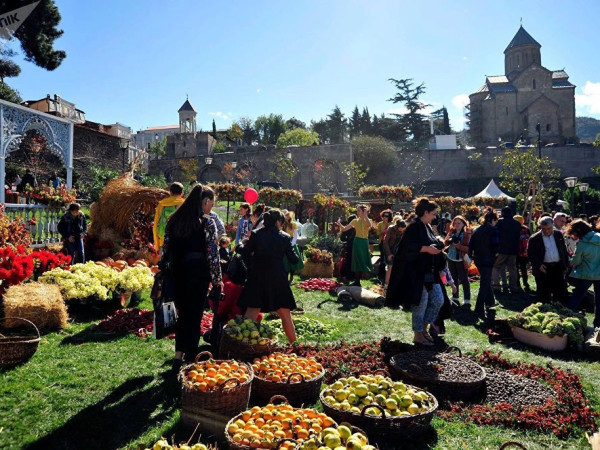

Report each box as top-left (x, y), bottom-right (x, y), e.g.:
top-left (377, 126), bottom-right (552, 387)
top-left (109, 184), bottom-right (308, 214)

top-left (451, 235), bottom-right (461, 244)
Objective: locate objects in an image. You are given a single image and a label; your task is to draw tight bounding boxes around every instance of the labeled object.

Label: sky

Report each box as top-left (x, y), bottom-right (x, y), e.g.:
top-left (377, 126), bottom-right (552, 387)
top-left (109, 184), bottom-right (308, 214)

top-left (5, 0), bottom-right (600, 135)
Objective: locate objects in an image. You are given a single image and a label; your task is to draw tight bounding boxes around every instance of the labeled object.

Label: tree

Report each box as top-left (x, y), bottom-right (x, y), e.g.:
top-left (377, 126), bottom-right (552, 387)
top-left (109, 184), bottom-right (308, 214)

top-left (351, 136), bottom-right (397, 185)
top-left (310, 119), bottom-right (329, 144)
top-left (388, 78), bottom-right (430, 141)
top-left (149, 136), bottom-right (167, 160)
top-left (396, 149), bottom-right (435, 194)
top-left (212, 119), bottom-right (217, 138)
top-left (276, 128), bottom-right (319, 148)
top-left (431, 106), bottom-right (451, 135)
top-left (349, 106), bottom-right (361, 139)
top-left (228, 123), bottom-right (243, 144)
top-left (0, 81), bottom-right (22, 103)
top-left (342, 162), bottom-right (367, 195)
top-left (18, 130), bottom-right (53, 184)
top-left (236, 116), bottom-right (257, 145)
top-left (269, 151), bottom-right (299, 188)
top-left (0, 57), bottom-right (20, 83)
top-left (326, 105), bottom-right (347, 144)
top-left (178, 158), bottom-right (198, 184)
top-left (494, 147), bottom-right (560, 207)
top-left (2, 0), bottom-right (66, 70)
top-left (254, 114), bottom-right (287, 145)
top-left (361, 107), bottom-right (371, 135)
top-left (285, 117), bottom-right (306, 130)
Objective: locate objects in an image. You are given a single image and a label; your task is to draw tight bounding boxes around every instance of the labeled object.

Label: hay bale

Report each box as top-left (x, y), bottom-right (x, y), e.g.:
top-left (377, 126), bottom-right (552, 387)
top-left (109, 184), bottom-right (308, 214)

top-left (88, 173), bottom-right (170, 239)
top-left (3, 282), bottom-right (68, 330)
top-left (300, 261), bottom-right (334, 278)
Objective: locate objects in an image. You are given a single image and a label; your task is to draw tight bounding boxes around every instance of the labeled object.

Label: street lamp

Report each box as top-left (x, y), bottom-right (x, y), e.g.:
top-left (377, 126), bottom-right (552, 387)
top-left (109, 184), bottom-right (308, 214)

top-left (578, 183), bottom-right (589, 216)
top-left (226, 161), bottom-right (238, 224)
top-left (119, 138), bottom-right (130, 171)
top-left (205, 156), bottom-right (213, 165)
top-left (286, 150), bottom-right (292, 160)
top-left (564, 177), bottom-right (578, 217)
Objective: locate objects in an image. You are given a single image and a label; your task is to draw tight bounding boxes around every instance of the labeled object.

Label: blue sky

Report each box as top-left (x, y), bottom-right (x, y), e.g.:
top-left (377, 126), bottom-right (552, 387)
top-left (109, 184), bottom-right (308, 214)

top-left (6, 0), bottom-right (600, 134)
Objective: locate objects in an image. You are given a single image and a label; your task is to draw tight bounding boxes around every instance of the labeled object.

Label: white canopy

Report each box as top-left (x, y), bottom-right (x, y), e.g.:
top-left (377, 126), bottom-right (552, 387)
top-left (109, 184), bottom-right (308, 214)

top-left (472, 179), bottom-right (516, 201)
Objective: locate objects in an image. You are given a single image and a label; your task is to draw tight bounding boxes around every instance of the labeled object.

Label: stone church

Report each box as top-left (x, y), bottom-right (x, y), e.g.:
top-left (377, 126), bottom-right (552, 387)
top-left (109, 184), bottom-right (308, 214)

top-left (468, 26), bottom-right (576, 146)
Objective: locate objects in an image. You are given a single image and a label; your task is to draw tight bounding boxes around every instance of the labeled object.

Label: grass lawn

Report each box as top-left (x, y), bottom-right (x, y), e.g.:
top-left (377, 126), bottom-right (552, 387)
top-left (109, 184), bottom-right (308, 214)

top-left (1, 278), bottom-right (599, 449)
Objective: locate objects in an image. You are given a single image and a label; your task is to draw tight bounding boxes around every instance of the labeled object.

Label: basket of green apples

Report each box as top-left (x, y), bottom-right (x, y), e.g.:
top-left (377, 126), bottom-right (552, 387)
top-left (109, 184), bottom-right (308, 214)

top-left (219, 315), bottom-right (278, 361)
top-left (320, 373), bottom-right (438, 440)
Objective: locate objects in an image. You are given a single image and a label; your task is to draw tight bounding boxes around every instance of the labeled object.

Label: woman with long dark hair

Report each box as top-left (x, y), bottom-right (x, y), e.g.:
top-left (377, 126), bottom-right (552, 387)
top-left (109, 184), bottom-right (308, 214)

top-left (386, 198), bottom-right (445, 346)
top-left (165, 184), bottom-right (222, 372)
top-left (238, 209), bottom-right (299, 342)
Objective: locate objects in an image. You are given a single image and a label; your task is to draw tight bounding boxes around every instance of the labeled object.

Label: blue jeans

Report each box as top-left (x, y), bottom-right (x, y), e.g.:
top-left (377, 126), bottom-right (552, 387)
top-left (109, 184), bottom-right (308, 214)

top-left (412, 284), bottom-right (444, 332)
top-left (65, 238), bottom-right (85, 264)
top-left (569, 278), bottom-right (600, 327)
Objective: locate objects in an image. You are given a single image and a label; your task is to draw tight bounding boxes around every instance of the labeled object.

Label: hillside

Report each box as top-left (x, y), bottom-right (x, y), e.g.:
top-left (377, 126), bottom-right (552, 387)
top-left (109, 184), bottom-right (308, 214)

top-left (577, 116), bottom-right (600, 142)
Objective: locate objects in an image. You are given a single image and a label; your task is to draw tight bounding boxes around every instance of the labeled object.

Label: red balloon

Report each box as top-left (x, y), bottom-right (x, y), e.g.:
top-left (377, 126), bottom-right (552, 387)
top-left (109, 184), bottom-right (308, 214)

top-left (244, 188), bottom-right (258, 204)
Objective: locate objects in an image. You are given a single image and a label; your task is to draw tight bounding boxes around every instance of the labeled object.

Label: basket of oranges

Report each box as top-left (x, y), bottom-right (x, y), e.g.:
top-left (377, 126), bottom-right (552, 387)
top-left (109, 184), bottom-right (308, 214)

top-left (179, 351), bottom-right (254, 430)
top-left (224, 395), bottom-right (338, 450)
top-left (250, 352), bottom-right (325, 407)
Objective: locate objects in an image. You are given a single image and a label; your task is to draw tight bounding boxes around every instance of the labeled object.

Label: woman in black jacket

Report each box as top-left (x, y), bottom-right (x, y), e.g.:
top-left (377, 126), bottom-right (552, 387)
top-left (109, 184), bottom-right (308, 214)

top-left (164, 185), bottom-right (222, 372)
top-left (239, 209), bottom-right (299, 343)
top-left (468, 209), bottom-right (499, 319)
top-left (386, 198), bottom-right (445, 346)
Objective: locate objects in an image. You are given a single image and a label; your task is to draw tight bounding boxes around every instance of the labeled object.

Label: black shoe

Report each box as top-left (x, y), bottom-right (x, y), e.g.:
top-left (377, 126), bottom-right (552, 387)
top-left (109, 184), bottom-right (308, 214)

top-left (171, 358), bottom-right (183, 375)
top-left (351, 280), bottom-right (361, 287)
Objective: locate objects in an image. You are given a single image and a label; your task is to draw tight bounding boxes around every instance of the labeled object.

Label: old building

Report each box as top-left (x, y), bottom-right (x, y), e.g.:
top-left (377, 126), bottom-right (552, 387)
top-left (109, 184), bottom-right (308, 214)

top-left (467, 26), bottom-right (576, 146)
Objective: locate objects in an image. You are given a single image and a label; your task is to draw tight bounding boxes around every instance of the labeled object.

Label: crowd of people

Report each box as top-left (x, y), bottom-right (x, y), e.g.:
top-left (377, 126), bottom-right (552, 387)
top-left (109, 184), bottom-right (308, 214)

top-left (155, 183), bottom-right (600, 369)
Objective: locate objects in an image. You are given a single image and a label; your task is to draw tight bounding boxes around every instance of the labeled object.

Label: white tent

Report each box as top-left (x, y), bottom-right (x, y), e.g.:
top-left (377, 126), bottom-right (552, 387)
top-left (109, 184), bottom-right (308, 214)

top-left (472, 179), bottom-right (516, 201)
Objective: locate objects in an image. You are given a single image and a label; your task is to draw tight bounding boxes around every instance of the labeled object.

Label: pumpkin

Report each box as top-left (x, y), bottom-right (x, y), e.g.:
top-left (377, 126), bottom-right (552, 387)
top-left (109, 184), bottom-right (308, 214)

top-left (95, 261), bottom-right (108, 268)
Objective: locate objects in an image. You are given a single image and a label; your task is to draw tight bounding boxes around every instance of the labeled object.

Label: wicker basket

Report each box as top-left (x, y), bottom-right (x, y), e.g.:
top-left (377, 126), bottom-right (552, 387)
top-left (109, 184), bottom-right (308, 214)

top-left (511, 326), bottom-right (568, 351)
top-left (499, 442), bottom-right (527, 449)
top-left (251, 367), bottom-right (325, 407)
top-left (0, 317), bottom-right (41, 367)
top-left (219, 330), bottom-right (278, 361)
top-left (320, 384), bottom-right (438, 440)
top-left (388, 347), bottom-right (487, 402)
top-left (225, 395), bottom-right (337, 450)
top-left (179, 351), bottom-right (253, 434)
top-left (300, 261), bottom-right (334, 278)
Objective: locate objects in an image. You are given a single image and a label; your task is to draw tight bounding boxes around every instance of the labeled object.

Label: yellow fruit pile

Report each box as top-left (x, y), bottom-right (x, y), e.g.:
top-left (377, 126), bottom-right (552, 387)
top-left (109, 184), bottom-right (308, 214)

top-left (227, 403), bottom-right (337, 449)
top-left (145, 438), bottom-right (207, 450)
top-left (252, 353), bottom-right (323, 383)
top-left (297, 424), bottom-right (374, 450)
top-left (184, 359), bottom-right (250, 392)
top-left (321, 374), bottom-right (434, 417)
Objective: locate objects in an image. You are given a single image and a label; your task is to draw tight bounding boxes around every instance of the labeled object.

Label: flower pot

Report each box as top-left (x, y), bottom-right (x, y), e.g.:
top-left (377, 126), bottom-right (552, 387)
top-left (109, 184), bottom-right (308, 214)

top-left (510, 326), bottom-right (568, 352)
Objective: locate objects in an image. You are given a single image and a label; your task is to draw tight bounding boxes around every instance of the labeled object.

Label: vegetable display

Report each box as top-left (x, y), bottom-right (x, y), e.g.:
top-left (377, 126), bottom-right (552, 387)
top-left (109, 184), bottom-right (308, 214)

top-left (267, 316), bottom-right (336, 342)
top-left (507, 302), bottom-right (587, 344)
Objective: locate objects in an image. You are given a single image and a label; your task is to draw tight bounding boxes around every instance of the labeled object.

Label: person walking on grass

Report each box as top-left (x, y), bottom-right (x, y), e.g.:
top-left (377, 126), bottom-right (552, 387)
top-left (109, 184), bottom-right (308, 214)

top-left (492, 206), bottom-right (522, 294)
top-left (153, 182), bottom-right (185, 252)
top-left (238, 209), bottom-right (299, 343)
top-left (165, 185), bottom-right (222, 373)
top-left (337, 204), bottom-right (373, 287)
top-left (281, 210), bottom-right (304, 284)
top-left (386, 198), bottom-right (445, 346)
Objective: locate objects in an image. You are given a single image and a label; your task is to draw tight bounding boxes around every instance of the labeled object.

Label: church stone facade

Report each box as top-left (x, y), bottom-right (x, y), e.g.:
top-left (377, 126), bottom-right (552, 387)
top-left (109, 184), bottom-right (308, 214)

top-left (468, 26), bottom-right (576, 146)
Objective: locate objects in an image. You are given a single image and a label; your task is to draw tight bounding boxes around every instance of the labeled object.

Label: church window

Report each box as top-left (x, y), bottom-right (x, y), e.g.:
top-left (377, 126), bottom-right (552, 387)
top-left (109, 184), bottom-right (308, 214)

top-left (183, 151), bottom-right (187, 157)
top-left (546, 124), bottom-right (551, 132)
top-left (517, 54), bottom-right (520, 67)
top-left (147, 143), bottom-right (151, 150)
top-left (533, 79), bottom-right (536, 90)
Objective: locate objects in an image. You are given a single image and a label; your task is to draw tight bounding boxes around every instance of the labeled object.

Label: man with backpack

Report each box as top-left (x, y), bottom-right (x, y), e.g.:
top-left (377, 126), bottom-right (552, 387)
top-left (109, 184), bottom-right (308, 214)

top-left (153, 182), bottom-right (185, 252)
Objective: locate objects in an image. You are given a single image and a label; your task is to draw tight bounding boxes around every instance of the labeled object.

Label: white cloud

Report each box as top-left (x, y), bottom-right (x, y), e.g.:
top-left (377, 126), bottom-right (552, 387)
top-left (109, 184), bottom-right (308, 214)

top-left (576, 81), bottom-right (600, 115)
top-left (462, 56), bottom-right (468, 61)
top-left (208, 111), bottom-right (230, 120)
top-left (452, 94), bottom-right (470, 110)
top-left (256, 88), bottom-right (261, 93)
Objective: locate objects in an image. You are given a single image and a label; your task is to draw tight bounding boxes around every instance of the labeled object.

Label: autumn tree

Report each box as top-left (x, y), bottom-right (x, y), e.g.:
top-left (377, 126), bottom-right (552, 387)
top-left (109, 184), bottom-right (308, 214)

top-left (178, 158), bottom-right (198, 184)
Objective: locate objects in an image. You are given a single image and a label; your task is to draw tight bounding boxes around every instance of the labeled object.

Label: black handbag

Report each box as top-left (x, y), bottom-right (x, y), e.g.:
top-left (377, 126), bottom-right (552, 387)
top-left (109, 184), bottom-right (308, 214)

top-left (227, 253), bottom-right (247, 285)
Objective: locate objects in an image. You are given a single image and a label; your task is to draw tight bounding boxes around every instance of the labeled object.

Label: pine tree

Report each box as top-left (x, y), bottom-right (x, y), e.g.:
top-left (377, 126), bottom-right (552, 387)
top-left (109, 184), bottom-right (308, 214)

top-left (361, 107), bottom-right (371, 135)
top-left (212, 119), bottom-right (217, 138)
top-left (349, 106), bottom-right (361, 139)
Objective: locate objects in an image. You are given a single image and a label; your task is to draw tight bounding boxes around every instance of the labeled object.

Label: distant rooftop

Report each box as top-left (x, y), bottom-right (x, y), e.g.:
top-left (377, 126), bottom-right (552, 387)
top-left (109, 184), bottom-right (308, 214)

top-left (178, 99), bottom-right (196, 112)
top-left (144, 125), bottom-right (179, 131)
top-left (552, 70), bottom-right (569, 80)
top-left (487, 75), bottom-right (510, 84)
top-left (505, 26), bottom-right (541, 52)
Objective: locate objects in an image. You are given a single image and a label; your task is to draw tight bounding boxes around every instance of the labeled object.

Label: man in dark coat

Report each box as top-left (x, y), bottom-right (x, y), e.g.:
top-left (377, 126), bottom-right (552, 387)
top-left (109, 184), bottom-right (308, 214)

top-left (57, 203), bottom-right (87, 264)
top-left (492, 206), bottom-right (522, 294)
top-left (527, 216), bottom-right (570, 304)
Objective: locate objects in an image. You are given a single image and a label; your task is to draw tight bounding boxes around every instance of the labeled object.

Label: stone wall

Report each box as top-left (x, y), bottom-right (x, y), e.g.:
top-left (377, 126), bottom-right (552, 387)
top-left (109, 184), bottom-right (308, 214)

top-left (73, 125), bottom-right (124, 181)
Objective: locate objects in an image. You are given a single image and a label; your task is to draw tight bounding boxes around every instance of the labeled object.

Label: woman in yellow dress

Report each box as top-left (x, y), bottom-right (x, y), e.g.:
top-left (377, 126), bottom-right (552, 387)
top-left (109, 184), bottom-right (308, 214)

top-left (337, 204), bottom-right (373, 286)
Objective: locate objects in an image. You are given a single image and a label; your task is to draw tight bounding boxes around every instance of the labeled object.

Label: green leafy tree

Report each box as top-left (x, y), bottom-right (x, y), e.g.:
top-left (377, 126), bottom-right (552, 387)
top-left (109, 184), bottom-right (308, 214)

top-left (228, 123), bottom-right (243, 144)
top-left (349, 106), bottom-right (361, 139)
top-left (2, 0), bottom-right (66, 70)
top-left (310, 119), bottom-right (329, 144)
top-left (276, 128), bottom-right (319, 148)
top-left (361, 107), bottom-right (371, 135)
top-left (254, 114), bottom-right (287, 145)
top-left (326, 105), bottom-right (347, 144)
top-left (342, 162), bottom-right (367, 195)
top-left (81, 165), bottom-right (119, 203)
top-left (351, 136), bottom-right (397, 185)
top-left (285, 117), bottom-right (306, 130)
top-left (494, 147), bottom-right (561, 207)
top-left (269, 151), bottom-right (299, 187)
top-left (388, 78), bottom-right (430, 141)
top-left (179, 158), bottom-right (198, 184)
top-left (149, 136), bottom-right (167, 160)
top-left (212, 119), bottom-right (217, 138)
top-left (0, 81), bottom-right (21, 103)
top-left (236, 116), bottom-right (258, 145)
top-left (0, 56), bottom-right (20, 83)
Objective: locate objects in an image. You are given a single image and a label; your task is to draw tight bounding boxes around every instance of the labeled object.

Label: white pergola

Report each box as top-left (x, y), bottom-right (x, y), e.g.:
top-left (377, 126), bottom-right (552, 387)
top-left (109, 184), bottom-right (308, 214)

top-left (0, 99), bottom-right (74, 203)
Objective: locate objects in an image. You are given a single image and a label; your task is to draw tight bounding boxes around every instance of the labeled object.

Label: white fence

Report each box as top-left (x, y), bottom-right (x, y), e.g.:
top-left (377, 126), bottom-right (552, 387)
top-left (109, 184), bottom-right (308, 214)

top-left (3, 204), bottom-right (63, 247)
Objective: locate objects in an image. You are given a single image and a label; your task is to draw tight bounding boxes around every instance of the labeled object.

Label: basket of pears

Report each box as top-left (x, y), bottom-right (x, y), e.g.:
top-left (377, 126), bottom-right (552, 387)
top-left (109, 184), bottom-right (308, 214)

top-left (220, 316), bottom-right (278, 361)
top-left (320, 374), bottom-right (438, 439)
